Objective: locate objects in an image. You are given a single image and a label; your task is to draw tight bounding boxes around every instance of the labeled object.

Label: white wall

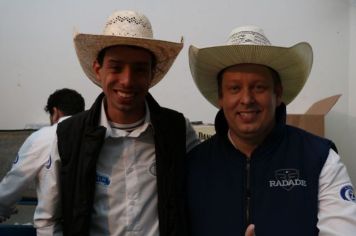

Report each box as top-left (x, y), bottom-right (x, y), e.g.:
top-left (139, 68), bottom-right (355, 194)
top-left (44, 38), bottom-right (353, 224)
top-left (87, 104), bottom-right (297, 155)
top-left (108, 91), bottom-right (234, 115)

top-left (0, 0), bottom-right (355, 182)
top-left (344, 0), bottom-right (356, 184)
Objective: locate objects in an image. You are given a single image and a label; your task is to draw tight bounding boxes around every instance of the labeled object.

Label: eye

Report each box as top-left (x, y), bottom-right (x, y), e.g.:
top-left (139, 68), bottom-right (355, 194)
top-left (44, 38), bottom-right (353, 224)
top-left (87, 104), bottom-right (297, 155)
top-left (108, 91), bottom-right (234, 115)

top-left (254, 84), bottom-right (267, 93)
top-left (228, 85), bottom-right (240, 93)
top-left (108, 63), bottom-right (125, 73)
top-left (133, 64), bottom-right (150, 74)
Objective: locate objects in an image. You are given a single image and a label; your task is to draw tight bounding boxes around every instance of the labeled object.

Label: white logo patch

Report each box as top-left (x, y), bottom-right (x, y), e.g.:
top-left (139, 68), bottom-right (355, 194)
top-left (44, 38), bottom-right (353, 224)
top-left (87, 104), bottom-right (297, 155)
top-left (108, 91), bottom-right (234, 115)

top-left (148, 161), bottom-right (156, 176)
top-left (45, 155), bottom-right (52, 169)
top-left (13, 154), bottom-right (19, 164)
top-left (340, 185), bottom-right (356, 202)
top-left (269, 169), bottom-right (307, 191)
top-left (96, 172), bottom-right (111, 186)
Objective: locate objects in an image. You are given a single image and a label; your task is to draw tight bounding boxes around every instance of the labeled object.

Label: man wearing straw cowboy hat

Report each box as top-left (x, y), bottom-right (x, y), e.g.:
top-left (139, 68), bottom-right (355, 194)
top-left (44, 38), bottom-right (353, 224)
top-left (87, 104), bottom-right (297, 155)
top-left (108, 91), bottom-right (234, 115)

top-left (49, 10), bottom-right (199, 235)
top-left (186, 26), bottom-right (356, 236)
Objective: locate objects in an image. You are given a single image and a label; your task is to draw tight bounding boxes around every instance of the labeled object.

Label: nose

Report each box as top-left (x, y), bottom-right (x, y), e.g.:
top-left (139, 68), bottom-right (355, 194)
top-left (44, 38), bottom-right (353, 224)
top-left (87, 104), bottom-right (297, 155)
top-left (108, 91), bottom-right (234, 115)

top-left (240, 88), bottom-right (255, 104)
top-left (120, 64), bottom-right (134, 87)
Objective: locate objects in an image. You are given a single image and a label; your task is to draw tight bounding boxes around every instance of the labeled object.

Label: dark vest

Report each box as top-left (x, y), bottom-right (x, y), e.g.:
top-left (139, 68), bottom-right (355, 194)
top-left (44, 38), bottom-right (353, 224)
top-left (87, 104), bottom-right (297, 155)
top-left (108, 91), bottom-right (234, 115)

top-left (187, 105), bottom-right (336, 236)
top-left (57, 93), bottom-right (187, 236)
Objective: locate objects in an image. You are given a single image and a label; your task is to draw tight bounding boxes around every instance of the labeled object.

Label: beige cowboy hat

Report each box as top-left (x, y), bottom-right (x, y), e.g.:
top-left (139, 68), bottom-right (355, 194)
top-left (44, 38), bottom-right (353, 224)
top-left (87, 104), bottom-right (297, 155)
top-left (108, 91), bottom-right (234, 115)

top-left (189, 25), bottom-right (313, 107)
top-left (74, 10), bottom-right (183, 87)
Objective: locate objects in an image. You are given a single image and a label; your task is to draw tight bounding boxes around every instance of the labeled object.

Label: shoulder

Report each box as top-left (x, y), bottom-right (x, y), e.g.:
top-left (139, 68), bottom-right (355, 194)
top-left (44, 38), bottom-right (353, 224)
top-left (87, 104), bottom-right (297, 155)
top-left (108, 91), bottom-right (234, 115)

top-left (16, 125), bottom-right (57, 158)
top-left (150, 105), bottom-right (185, 130)
top-left (285, 125), bottom-right (334, 148)
top-left (57, 111), bottom-right (90, 134)
top-left (24, 125), bottom-right (57, 144)
top-left (157, 106), bottom-right (184, 118)
top-left (284, 125), bottom-right (337, 168)
top-left (59, 111), bottom-right (89, 127)
top-left (147, 94), bottom-right (184, 118)
top-left (187, 135), bottom-right (220, 160)
top-left (186, 135), bottom-right (226, 179)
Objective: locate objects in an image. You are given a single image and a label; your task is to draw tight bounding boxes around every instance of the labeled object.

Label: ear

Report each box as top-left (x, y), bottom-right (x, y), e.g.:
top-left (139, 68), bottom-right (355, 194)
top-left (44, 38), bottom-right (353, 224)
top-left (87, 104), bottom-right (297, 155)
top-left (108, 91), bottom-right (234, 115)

top-left (93, 60), bottom-right (102, 82)
top-left (218, 96), bottom-right (223, 109)
top-left (148, 66), bottom-right (154, 85)
top-left (50, 107), bottom-right (64, 124)
top-left (274, 84), bottom-right (283, 106)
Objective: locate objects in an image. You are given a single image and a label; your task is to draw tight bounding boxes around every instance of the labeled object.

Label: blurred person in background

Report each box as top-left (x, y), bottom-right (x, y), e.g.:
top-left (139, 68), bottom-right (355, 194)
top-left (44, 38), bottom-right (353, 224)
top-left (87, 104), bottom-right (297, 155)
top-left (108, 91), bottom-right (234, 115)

top-left (0, 88), bottom-right (84, 235)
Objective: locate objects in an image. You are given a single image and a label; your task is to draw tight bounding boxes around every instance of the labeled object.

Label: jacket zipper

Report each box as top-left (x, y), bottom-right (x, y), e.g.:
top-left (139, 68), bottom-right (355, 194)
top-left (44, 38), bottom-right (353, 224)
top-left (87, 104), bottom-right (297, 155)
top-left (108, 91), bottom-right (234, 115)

top-left (245, 158), bottom-right (251, 226)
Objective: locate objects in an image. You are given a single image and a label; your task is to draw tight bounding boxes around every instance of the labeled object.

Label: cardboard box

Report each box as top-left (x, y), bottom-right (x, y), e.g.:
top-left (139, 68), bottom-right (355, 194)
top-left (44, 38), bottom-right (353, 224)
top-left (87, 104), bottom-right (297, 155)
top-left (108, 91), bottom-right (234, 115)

top-left (191, 122), bottom-right (215, 141)
top-left (286, 94), bottom-right (341, 137)
top-left (192, 94), bottom-right (341, 140)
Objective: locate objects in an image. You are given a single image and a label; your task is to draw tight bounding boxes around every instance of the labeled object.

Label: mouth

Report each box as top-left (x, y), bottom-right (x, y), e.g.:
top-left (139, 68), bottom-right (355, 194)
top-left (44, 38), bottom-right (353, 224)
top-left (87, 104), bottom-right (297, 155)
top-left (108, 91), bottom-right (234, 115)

top-left (117, 90), bottom-right (135, 99)
top-left (237, 110), bottom-right (260, 122)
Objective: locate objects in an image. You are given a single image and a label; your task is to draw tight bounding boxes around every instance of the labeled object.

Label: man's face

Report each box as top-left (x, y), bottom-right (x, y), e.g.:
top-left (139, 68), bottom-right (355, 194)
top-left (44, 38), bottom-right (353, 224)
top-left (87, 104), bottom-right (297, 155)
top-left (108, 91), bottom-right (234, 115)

top-left (93, 45), bottom-right (153, 123)
top-left (218, 64), bottom-right (282, 145)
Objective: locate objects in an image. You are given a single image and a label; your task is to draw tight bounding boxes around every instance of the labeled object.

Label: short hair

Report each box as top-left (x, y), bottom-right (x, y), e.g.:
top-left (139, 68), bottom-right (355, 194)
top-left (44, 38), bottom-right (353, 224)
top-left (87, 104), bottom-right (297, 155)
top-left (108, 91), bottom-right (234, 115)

top-left (44, 88), bottom-right (85, 116)
top-left (96, 45), bottom-right (157, 70)
top-left (217, 65), bottom-right (281, 98)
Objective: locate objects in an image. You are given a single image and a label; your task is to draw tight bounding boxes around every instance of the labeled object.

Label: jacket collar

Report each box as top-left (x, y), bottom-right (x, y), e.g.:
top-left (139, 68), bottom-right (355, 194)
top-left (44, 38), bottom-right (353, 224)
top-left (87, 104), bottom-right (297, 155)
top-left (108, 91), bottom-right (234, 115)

top-left (86, 92), bottom-right (105, 127)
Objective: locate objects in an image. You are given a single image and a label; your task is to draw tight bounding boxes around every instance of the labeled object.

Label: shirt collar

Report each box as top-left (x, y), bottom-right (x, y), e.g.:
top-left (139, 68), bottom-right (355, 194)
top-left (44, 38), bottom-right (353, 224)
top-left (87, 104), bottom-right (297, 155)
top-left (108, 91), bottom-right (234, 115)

top-left (99, 100), bottom-right (152, 138)
top-left (57, 116), bottom-right (71, 124)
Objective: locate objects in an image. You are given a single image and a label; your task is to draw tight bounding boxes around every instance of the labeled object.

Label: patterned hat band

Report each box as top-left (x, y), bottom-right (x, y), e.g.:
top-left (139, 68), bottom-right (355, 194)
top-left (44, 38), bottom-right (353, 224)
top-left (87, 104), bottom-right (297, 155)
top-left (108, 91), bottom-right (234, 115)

top-left (103, 11), bottom-right (153, 38)
top-left (227, 25), bottom-right (271, 46)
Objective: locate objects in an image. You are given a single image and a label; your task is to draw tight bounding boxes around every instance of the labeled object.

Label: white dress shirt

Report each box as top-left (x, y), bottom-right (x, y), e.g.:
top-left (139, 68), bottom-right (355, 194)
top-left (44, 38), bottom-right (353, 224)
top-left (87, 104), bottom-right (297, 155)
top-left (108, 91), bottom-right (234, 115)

top-left (50, 101), bottom-right (199, 236)
top-left (0, 117), bottom-right (68, 236)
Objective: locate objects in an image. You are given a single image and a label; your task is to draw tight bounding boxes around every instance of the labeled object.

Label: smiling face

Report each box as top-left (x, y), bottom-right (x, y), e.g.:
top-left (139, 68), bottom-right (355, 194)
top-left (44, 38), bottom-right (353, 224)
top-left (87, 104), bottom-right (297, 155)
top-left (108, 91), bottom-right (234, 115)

top-left (93, 45), bottom-right (154, 124)
top-left (218, 64), bottom-right (283, 152)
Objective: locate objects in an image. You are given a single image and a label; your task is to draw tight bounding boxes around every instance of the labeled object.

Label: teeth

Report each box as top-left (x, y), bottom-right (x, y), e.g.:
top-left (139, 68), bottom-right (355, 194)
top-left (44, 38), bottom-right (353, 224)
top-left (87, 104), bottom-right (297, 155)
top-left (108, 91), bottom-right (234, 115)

top-left (117, 91), bottom-right (134, 98)
top-left (239, 112), bottom-right (257, 119)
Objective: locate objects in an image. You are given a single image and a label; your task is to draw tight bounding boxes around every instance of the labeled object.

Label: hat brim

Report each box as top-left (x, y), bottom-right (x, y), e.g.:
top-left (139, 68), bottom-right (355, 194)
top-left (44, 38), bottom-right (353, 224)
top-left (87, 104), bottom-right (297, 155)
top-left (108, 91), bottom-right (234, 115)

top-left (74, 33), bottom-right (183, 87)
top-left (189, 43), bottom-right (313, 107)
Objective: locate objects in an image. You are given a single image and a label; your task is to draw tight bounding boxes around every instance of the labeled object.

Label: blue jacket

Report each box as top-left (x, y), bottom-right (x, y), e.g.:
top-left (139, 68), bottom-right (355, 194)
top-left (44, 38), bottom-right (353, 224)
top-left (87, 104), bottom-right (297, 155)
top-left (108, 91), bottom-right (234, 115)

top-left (186, 105), bottom-right (336, 236)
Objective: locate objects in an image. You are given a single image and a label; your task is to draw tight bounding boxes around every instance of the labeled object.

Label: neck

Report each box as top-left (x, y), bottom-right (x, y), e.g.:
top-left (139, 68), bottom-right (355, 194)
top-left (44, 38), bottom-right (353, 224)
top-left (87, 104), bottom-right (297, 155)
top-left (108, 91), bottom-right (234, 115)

top-left (109, 109), bottom-right (145, 124)
top-left (104, 100), bottom-right (146, 124)
top-left (228, 130), bottom-right (263, 158)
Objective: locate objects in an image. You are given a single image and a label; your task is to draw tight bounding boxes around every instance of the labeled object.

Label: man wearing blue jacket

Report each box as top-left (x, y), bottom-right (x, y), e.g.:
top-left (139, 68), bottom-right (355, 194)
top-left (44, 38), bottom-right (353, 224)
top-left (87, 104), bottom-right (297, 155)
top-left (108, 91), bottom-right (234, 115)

top-left (187, 25), bottom-right (356, 236)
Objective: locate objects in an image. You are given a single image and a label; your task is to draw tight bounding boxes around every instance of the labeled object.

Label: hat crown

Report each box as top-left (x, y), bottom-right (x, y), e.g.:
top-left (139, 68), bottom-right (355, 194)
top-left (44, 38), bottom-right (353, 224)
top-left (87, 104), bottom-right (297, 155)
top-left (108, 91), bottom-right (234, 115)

top-left (103, 10), bottom-right (153, 39)
top-left (227, 25), bottom-right (271, 46)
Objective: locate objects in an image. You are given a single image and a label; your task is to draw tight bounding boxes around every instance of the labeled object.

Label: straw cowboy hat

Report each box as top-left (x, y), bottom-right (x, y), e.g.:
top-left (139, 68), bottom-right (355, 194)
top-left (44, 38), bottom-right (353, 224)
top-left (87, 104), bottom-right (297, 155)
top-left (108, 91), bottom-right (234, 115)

top-left (189, 25), bottom-right (313, 108)
top-left (74, 10), bottom-right (183, 87)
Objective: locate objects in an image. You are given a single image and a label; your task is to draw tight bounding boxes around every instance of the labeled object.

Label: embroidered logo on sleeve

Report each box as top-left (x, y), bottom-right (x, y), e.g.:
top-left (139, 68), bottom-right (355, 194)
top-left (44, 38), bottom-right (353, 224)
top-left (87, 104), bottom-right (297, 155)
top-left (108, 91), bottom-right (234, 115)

top-left (13, 154), bottom-right (19, 164)
top-left (96, 172), bottom-right (111, 186)
top-left (45, 155), bottom-right (52, 169)
top-left (269, 169), bottom-right (307, 191)
top-left (340, 185), bottom-right (356, 202)
top-left (148, 161), bottom-right (156, 176)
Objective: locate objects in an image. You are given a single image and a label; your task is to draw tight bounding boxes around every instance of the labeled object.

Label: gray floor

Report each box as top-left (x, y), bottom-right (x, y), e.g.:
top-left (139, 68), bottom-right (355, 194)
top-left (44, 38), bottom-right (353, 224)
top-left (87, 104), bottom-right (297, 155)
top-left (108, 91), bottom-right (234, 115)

top-left (0, 204), bottom-right (36, 226)
top-left (0, 130), bottom-right (37, 226)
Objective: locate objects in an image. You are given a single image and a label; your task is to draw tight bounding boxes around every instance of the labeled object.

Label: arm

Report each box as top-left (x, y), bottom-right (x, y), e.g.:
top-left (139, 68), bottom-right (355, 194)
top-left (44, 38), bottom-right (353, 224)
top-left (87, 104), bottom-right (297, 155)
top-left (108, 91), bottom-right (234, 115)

top-left (0, 129), bottom-right (49, 221)
top-left (35, 134), bottom-right (63, 236)
top-left (317, 148), bottom-right (356, 235)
